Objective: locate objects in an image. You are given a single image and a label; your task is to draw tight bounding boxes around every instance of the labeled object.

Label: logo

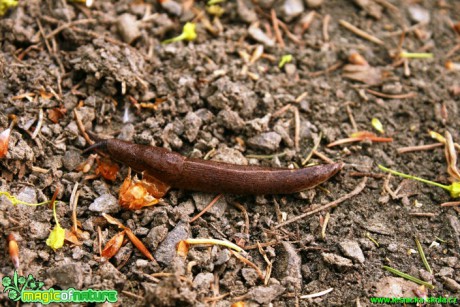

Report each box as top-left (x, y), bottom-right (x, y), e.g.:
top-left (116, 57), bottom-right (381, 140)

top-left (2, 271), bottom-right (118, 304)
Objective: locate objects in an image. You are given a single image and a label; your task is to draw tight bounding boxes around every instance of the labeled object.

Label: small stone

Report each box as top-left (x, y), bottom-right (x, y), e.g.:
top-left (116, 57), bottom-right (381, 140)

top-left (117, 14), bottom-right (140, 44)
top-left (408, 5), bottom-right (430, 24)
top-left (248, 25), bottom-right (275, 47)
top-left (183, 112), bottom-right (203, 142)
top-left (242, 268), bottom-right (259, 286)
top-left (212, 146), bottom-right (248, 165)
top-left (47, 263), bottom-right (84, 289)
top-left (146, 225), bottom-right (169, 250)
top-left (154, 221), bottom-right (190, 266)
top-left (382, 82), bottom-right (403, 94)
top-left (88, 194), bottom-right (119, 214)
top-left (237, 0), bottom-right (258, 23)
top-left (322, 253), bottom-right (353, 268)
top-left (247, 132), bottom-right (282, 152)
top-left (419, 269), bottom-right (433, 282)
top-left (192, 193), bottom-right (227, 218)
top-left (217, 109), bottom-right (245, 132)
top-left (136, 259), bottom-right (150, 268)
top-left (284, 63), bottom-right (296, 76)
top-left (62, 150), bottom-right (81, 171)
top-left (274, 242), bottom-right (302, 291)
top-left (193, 272), bottom-right (214, 293)
top-left (214, 249), bottom-right (231, 266)
top-left (248, 284), bottom-right (285, 304)
top-left (29, 222), bottom-right (50, 240)
top-left (339, 240), bottom-right (365, 264)
top-left (438, 267), bottom-right (454, 278)
top-left (305, 0), bottom-right (324, 8)
top-left (72, 247), bottom-right (86, 260)
top-left (442, 277), bottom-right (460, 292)
top-left (374, 277), bottom-right (417, 297)
top-left (277, 0), bottom-right (304, 22)
top-left (161, 0), bottom-right (182, 16)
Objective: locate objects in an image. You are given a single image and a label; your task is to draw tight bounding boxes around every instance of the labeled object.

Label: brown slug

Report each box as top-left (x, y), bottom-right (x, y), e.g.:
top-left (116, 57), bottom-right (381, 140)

top-left (85, 138), bottom-right (343, 195)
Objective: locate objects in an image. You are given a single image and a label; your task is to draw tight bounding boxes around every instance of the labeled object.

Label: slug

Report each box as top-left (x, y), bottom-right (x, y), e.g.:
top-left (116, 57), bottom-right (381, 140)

top-left (85, 138), bottom-right (343, 195)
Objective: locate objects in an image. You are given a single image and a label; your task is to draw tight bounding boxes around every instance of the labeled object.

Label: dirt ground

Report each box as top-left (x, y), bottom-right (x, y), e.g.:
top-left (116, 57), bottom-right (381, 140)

top-left (1, 0), bottom-right (460, 306)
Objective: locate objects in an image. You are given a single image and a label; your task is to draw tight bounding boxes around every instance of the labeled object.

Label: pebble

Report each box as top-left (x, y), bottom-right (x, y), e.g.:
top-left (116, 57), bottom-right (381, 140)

top-left (274, 242), bottom-right (302, 291)
top-left (29, 222), bottom-right (50, 240)
top-left (408, 5), bottom-right (430, 24)
top-left (146, 225), bottom-right (169, 250)
top-left (322, 253), bottom-right (353, 268)
top-left (183, 112), bottom-right (203, 142)
top-left (47, 263), bottom-right (84, 289)
top-left (212, 146), bottom-right (248, 165)
top-left (161, 0), bottom-right (182, 16)
top-left (217, 109), bottom-right (245, 132)
top-left (117, 14), bottom-right (140, 44)
top-left (248, 284), bottom-right (285, 304)
top-left (154, 221), bottom-right (190, 266)
top-left (88, 194), bottom-right (120, 214)
top-left (277, 0), bottom-right (304, 22)
top-left (62, 150), bottom-right (81, 171)
top-left (247, 132), bottom-right (282, 152)
top-left (374, 276), bottom-right (417, 297)
top-left (214, 249), bottom-right (231, 266)
top-left (237, 0), bottom-right (258, 23)
top-left (339, 240), bottom-right (365, 264)
top-left (193, 272), bottom-right (214, 293)
top-left (305, 0), bottom-right (324, 8)
top-left (192, 193), bottom-right (227, 218)
top-left (248, 25), bottom-right (275, 47)
top-left (438, 267), bottom-right (454, 278)
top-left (242, 268), bottom-right (259, 286)
top-left (442, 277), bottom-right (460, 292)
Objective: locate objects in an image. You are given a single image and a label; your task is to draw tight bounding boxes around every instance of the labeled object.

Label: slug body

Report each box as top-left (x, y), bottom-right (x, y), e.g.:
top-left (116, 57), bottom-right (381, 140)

top-left (89, 139), bottom-right (343, 195)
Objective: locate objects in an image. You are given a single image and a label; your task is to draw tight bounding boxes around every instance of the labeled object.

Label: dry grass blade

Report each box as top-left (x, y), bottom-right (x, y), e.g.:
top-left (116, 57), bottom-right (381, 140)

top-left (275, 177), bottom-right (368, 228)
top-left (102, 213), bottom-right (125, 228)
top-left (125, 228), bottom-right (156, 262)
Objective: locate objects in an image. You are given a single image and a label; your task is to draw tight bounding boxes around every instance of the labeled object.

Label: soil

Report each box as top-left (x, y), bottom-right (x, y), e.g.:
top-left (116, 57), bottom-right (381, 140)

top-left (1, 0), bottom-right (460, 306)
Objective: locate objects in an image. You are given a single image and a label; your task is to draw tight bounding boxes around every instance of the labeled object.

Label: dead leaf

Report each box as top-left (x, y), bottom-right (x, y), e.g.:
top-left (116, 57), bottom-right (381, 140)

top-left (101, 230), bottom-right (125, 260)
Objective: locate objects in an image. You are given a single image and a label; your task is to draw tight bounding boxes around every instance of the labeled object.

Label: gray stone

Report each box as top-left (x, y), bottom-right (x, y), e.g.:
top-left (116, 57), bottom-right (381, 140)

top-left (339, 240), bottom-right (365, 263)
top-left (442, 277), bottom-right (460, 292)
top-left (212, 146), bottom-right (248, 165)
top-left (47, 263), bottom-right (84, 289)
top-left (274, 242), bottom-right (302, 291)
top-left (146, 225), bottom-right (169, 250)
top-left (322, 253), bottom-right (353, 268)
top-left (217, 109), bottom-right (245, 132)
top-left (247, 132), bottom-right (282, 152)
top-left (248, 284), bottom-right (285, 304)
top-left (161, 0), bottom-right (182, 16)
top-left (214, 249), bottom-right (231, 266)
top-left (408, 5), bottom-right (430, 24)
top-left (192, 193), bottom-right (227, 218)
top-left (29, 222), bottom-right (50, 240)
top-left (183, 112), bottom-right (203, 142)
top-left (277, 0), bottom-right (304, 22)
top-left (242, 268), bottom-right (259, 286)
top-left (154, 221), bottom-right (190, 266)
top-left (88, 194), bottom-right (119, 214)
top-left (374, 277), bottom-right (417, 297)
top-left (193, 272), bottom-right (214, 293)
top-left (248, 25), bottom-right (275, 47)
top-left (237, 0), bottom-right (258, 23)
top-left (305, 0), bottom-right (324, 8)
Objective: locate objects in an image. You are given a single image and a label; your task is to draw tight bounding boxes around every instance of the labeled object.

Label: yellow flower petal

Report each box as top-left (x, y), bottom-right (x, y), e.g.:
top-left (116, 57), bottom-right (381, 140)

top-left (46, 225), bottom-right (65, 250)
